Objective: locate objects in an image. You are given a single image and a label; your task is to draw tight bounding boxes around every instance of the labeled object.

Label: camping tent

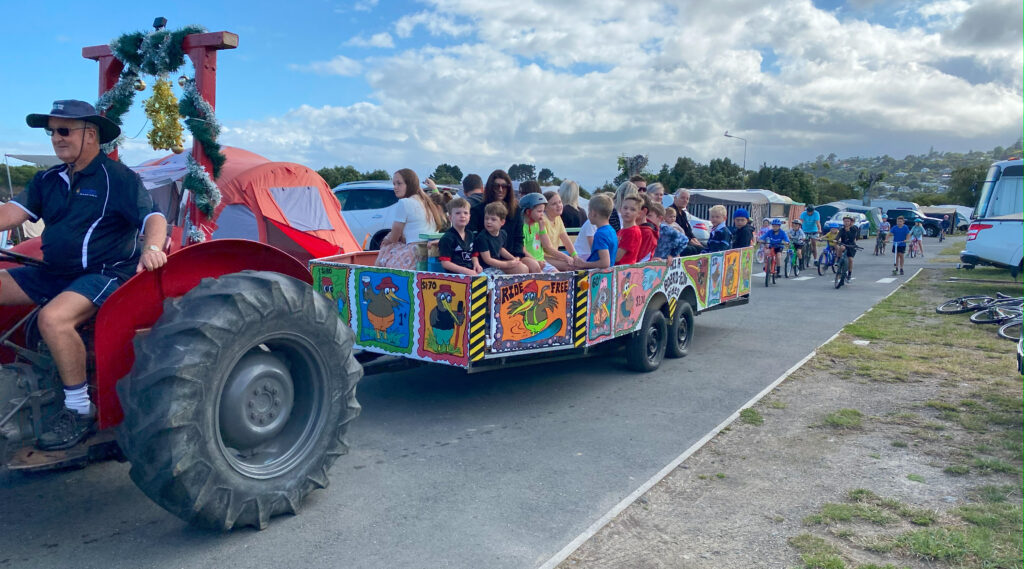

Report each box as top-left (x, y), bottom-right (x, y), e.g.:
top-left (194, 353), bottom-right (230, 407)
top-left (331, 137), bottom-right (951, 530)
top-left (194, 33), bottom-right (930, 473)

top-left (685, 189), bottom-right (805, 225)
top-left (134, 147), bottom-right (359, 263)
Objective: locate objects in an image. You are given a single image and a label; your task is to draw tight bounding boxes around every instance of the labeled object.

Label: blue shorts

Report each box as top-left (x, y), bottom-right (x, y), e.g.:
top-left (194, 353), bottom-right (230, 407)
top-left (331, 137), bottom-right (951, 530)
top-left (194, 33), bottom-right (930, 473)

top-left (8, 266), bottom-right (127, 307)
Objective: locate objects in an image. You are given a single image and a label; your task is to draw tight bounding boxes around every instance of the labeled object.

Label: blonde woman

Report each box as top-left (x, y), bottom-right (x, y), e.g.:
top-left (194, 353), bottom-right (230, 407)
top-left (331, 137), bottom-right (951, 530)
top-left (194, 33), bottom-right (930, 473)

top-left (557, 180), bottom-right (586, 228)
top-left (376, 168), bottom-right (445, 269)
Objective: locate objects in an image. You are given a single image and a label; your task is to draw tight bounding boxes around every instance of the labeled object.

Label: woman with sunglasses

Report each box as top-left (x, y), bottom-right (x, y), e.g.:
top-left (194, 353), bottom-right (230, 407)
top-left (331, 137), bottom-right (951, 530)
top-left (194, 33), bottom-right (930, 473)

top-left (470, 170), bottom-right (526, 265)
top-left (376, 168), bottom-right (445, 269)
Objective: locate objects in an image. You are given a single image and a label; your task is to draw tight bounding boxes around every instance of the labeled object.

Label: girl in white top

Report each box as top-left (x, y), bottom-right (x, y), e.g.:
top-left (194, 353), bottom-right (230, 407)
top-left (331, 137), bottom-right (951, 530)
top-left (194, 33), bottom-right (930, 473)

top-left (376, 168), bottom-right (445, 269)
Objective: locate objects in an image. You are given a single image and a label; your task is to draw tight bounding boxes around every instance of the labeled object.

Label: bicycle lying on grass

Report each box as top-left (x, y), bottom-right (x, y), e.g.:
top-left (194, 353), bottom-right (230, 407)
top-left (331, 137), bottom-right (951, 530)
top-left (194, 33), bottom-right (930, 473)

top-left (935, 292), bottom-right (1023, 314)
top-left (935, 292), bottom-right (1024, 341)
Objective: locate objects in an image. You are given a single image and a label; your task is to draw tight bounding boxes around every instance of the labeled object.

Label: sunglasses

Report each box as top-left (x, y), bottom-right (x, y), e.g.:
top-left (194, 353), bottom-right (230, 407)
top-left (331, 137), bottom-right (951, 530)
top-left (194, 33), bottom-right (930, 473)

top-left (494, 182), bottom-right (510, 189)
top-left (44, 126), bottom-right (88, 137)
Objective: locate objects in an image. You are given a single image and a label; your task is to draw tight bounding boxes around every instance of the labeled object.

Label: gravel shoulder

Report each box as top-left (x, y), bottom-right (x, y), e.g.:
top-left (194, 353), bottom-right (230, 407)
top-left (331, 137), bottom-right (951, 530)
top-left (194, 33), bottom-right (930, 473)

top-left (558, 266), bottom-right (1022, 569)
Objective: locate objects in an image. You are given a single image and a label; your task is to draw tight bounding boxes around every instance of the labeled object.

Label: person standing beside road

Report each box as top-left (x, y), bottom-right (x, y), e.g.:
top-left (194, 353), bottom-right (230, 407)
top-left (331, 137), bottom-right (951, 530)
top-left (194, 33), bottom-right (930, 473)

top-left (666, 189), bottom-right (704, 256)
top-left (0, 99), bottom-right (168, 450)
top-left (799, 205), bottom-right (823, 264)
top-left (557, 180), bottom-right (587, 229)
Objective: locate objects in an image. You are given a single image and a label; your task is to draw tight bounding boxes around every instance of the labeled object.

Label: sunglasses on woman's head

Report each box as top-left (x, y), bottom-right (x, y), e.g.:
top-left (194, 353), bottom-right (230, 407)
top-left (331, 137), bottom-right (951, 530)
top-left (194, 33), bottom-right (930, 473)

top-left (44, 126), bottom-right (87, 137)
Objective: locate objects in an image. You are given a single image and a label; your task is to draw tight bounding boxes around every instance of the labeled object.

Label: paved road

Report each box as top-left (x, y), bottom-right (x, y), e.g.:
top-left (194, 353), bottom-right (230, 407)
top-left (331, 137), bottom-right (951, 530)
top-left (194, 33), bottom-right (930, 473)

top-left (0, 238), bottom-right (957, 569)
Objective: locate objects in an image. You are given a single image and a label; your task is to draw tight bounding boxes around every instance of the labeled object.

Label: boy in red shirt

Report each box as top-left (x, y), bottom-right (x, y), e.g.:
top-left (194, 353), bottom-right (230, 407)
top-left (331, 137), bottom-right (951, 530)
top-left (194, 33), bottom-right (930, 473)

top-left (616, 195), bottom-right (643, 265)
top-left (636, 195), bottom-right (661, 262)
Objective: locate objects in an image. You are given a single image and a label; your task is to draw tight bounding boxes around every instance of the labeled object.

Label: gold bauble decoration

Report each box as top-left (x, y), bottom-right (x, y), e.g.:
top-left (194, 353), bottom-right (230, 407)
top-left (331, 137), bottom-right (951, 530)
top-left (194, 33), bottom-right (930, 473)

top-left (178, 75), bottom-right (189, 87)
top-left (144, 78), bottom-right (184, 152)
top-left (134, 78), bottom-right (147, 91)
top-left (171, 145), bottom-right (185, 154)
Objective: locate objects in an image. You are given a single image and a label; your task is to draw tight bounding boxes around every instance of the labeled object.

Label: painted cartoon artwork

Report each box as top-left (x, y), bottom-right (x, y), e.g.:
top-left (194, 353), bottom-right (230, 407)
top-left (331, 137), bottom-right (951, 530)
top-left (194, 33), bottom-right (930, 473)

top-left (739, 247), bottom-right (752, 295)
top-left (312, 265), bottom-right (351, 326)
top-left (614, 267), bottom-right (649, 336)
top-left (354, 267), bottom-right (414, 354)
top-left (415, 274), bottom-right (471, 366)
top-left (707, 252), bottom-right (724, 306)
top-left (722, 250), bottom-right (740, 301)
top-left (491, 273), bottom-right (573, 352)
top-left (587, 269), bottom-right (614, 344)
top-left (682, 255), bottom-right (709, 310)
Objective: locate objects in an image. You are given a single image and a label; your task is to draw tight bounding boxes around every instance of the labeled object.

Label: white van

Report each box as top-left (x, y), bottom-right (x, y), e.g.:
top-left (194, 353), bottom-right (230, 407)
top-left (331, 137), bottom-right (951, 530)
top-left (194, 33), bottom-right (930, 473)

top-left (960, 159), bottom-right (1023, 276)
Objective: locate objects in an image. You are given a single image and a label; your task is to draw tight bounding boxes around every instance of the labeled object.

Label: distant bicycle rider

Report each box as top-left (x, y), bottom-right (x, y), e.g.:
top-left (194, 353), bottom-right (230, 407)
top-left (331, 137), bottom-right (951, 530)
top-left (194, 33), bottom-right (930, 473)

top-left (799, 204), bottom-right (823, 264)
top-left (759, 218), bottom-right (790, 276)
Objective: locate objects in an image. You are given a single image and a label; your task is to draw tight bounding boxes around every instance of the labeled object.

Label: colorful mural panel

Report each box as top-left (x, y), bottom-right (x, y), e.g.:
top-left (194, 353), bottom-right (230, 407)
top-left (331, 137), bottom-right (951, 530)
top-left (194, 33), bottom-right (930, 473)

top-left (739, 247), bottom-right (752, 296)
top-left (587, 269), bottom-right (614, 344)
top-left (354, 267), bottom-right (415, 354)
top-left (312, 264), bottom-right (351, 326)
top-left (613, 266), bottom-right (652, 336)
top-left (491, 273), bottom-right (574, 352)
top-left (682, 256), bottom-right (709, 310)
top-left (708, 252), bottom-right (724, 306)
top-left (722, 250), bottom-right (740, 301)
top-left (415, 273), bottom-right (472, 366)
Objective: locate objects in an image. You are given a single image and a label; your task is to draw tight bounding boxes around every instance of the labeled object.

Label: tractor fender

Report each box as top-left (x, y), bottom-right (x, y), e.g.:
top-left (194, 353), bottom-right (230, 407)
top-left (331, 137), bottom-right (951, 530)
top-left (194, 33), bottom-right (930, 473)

top-left (93, 239), bottom-right (312, 429)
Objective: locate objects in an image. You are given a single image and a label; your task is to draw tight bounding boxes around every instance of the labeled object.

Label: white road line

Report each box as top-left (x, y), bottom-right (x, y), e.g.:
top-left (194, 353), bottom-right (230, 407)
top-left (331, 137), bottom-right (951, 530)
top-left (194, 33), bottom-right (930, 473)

top-left (536, 268), bottom-right (925, 569)
top-left (793, 276), bottom-right (814, 281)
top-left (753, 272), bottom-right (765, 277)
top-left (876, 277), bottom-right (897, 284)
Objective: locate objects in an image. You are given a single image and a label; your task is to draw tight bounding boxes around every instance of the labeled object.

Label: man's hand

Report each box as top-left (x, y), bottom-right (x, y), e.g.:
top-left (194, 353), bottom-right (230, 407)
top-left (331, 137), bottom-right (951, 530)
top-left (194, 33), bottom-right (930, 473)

top-left (137, 248), bottom-right (168, 273)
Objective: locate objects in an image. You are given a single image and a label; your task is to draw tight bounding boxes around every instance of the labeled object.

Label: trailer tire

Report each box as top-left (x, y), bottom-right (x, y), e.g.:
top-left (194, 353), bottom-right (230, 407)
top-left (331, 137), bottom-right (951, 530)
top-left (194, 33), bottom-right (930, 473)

top-left (665, 301), bottom-right (694, 359)
top-left (625, 307), bottom-right (667, 372)
top-left (117, 270), bottom-right (361, 530)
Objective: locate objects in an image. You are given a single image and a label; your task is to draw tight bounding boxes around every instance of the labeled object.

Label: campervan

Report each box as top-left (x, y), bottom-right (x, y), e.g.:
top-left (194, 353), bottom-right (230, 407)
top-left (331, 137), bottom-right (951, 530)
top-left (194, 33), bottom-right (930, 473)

top-left (960, 159), bottom-right (1023, 276)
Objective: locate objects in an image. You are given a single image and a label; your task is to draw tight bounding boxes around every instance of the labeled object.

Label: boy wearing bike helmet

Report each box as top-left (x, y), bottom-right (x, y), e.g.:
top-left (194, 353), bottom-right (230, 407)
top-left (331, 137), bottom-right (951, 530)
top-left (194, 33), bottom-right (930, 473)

top-left (787, 220), bottom-right (806, 265)
top-left (759, 218), bottom-right (790, 276)
top-left (837, 215), bottom-right (859, 280)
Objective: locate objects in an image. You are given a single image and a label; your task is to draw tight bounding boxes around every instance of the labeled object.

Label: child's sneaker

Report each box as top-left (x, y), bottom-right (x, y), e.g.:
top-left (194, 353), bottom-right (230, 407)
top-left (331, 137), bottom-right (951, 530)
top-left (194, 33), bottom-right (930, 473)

top-left (899, 269), bottom-right (904, 275)
top-left (892, 268), bottom-right (898, 275)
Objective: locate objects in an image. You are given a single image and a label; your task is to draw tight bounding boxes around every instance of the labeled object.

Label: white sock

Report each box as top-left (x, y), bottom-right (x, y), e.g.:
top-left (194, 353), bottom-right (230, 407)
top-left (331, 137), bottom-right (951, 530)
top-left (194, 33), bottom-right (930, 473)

top-left (64, 383), bottom-right (91, 415)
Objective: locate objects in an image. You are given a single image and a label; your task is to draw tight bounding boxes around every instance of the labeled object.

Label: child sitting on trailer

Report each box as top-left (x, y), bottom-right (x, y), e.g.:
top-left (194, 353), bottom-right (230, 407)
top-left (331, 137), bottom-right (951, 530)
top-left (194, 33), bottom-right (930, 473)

top-left (572, 193), bottom-right (617, 270)
top-left (439, 198), bottom-right (482, 276)
top-left (473, 202), bottom-right (528, 275)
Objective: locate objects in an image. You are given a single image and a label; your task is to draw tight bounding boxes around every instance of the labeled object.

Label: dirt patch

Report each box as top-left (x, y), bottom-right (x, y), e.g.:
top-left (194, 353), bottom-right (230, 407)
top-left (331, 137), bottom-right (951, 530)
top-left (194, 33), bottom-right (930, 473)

top-left (559, 269), bottom-right (1022, 569)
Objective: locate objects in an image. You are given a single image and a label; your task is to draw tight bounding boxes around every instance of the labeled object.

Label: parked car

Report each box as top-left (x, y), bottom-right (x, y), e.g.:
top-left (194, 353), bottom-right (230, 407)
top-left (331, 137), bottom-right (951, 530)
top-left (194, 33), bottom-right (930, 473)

top-left (333, 180), bottom-right (399, 250)
top-left (660, 196), bottom-right (710, 245)
top-left (827, 211), bottom-right (870, 239)
top-left (886, 208), bottom-right (943, 237)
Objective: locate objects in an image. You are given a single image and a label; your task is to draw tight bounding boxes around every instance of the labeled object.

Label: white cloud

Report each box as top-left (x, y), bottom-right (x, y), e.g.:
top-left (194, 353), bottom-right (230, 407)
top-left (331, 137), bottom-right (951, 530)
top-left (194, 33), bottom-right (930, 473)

top-left (289, 55), bottom-right (363, 76)
top-left (354, 0), bottom-right (379, 10)
top-left (230, 0), bottom-right (1023, 187)
top-left (346, 32), bottom-right (395, 48)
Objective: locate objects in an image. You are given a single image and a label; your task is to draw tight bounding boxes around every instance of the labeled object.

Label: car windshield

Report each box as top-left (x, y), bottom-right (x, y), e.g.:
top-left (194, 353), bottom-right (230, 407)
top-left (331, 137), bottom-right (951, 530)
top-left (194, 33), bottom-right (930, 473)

top-left (335, 189), bottom-right (398, 211)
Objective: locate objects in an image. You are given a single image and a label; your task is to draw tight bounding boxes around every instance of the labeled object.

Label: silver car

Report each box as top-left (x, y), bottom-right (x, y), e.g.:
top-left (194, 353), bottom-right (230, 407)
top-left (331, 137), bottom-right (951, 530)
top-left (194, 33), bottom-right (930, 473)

top-left (333, 180), bottom-right (399, 250)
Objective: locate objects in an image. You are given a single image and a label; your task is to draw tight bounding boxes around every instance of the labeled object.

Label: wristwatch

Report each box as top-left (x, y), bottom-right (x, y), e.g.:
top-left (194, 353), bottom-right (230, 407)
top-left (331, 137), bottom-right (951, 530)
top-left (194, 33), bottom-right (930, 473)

top-left (146, 244), bottom-right (162, 253)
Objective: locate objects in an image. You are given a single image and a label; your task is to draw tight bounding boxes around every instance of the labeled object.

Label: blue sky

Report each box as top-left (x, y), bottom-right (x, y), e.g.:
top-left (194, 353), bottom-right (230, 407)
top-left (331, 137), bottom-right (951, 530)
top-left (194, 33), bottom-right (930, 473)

top-left (2, 0), bottom-right (1021, 188)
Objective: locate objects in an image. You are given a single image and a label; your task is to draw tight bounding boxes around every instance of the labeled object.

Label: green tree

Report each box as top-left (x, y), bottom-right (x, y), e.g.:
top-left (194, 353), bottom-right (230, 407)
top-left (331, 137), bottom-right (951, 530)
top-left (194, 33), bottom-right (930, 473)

top-left (317, 165), bottom-right (363, 187)
top-left (429, 163), bottom-right (463, 184)
top-left (2, 165), bottom-right (42, 200)
top-left (363, 169), bottom-right (390, 180)
top-left (537, 168), bottom-right (554, 184)
top-left (946, 165), bottom-right (986, 206)
top-left (508, 163), bottom-right (536, 181)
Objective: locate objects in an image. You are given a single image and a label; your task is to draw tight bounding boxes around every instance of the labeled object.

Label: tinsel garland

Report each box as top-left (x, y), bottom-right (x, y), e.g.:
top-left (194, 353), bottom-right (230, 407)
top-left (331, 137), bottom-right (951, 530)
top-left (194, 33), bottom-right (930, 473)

top-left (626, 154), bottom-right (648, 177)
top-left (144, 78), bottom-right (184, 151)
top-left (96, 23), bottom-right (225, 224)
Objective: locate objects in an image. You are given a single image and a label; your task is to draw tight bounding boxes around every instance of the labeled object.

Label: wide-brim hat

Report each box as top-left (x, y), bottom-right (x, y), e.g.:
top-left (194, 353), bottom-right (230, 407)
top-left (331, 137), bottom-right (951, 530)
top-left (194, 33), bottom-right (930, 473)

top-left (27, 100), bottom-right (120, 144)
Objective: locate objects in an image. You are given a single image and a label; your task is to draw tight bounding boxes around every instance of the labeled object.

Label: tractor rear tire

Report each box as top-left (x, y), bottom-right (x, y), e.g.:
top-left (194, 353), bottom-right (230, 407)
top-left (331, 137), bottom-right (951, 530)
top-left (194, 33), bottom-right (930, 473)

top-left (117, 270), bottom-right (361, 530)
top-left (625, 305), bottom-right (667, 372)
top-left (665, 301), bottom-right (694, 359)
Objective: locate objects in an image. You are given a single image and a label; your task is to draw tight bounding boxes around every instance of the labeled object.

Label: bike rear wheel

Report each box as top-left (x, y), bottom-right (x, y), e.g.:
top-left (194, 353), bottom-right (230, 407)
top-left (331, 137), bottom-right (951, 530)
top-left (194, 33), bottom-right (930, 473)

top-left (834, 257), bottom-right (846, 288)
top-left (970, 306), bottom-right (1022, 324)
top-left (784, 251), bottom-right (790, 278)
top-left (997, 319), bottom-right (1022, 341)
top-left (817, 252), bottom-right (827, 275)
top-left (936, 296), bottom-right (994, 314)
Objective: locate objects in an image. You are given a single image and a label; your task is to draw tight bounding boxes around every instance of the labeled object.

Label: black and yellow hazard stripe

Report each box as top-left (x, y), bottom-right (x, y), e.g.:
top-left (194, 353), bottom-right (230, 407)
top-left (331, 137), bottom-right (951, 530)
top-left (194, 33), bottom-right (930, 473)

top-left (468, 276), bottom-right (488, 361)
top-left (668, 297), bottom-right (677, 319)
top-left (574, 271), bottom-right (589, 347)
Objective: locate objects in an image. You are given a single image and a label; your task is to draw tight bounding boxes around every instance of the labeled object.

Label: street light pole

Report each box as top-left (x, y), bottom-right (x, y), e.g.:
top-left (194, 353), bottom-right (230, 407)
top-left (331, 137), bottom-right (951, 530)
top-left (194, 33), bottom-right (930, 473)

top-left (723, 131), bottom-right (747, 171)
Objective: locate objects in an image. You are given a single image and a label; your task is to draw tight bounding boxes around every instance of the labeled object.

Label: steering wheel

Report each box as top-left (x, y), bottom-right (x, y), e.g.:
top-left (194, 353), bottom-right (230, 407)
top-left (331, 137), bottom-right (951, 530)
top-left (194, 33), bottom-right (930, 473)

top-left (0, 249), bottom-right (48, 269)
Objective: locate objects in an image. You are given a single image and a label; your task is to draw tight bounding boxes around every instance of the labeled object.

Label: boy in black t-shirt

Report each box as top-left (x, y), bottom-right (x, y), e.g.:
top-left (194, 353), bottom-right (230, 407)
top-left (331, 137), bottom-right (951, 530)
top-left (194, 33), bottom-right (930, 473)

top-left (473, 201), bottom-right (528, 274)
top-left (439, 198), bottom-right (481, 276)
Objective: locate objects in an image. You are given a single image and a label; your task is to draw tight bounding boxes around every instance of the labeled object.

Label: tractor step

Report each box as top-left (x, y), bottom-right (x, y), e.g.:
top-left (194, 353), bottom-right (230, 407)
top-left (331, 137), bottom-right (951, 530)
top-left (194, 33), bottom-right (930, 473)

top-left (7, 429), bottom-right (119, 471)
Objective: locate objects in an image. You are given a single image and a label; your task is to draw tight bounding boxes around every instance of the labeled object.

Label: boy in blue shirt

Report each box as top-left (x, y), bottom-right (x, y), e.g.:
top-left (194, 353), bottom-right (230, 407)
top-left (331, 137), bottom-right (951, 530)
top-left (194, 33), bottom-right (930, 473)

top-left (705, 205), bottom-right (733, 253)
top-left (759, 218), bottom-right (790, 276)
top-left (889, 215), bottom-right (910, 275)
top-left (573, 193), bottom-right (617, 269)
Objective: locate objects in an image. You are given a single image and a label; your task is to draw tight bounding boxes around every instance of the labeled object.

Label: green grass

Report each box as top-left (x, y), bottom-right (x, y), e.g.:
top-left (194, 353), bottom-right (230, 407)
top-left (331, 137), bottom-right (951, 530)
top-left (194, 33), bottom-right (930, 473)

top-left (804, 503), bottom-right (897, 526)
top-left (824, 409), bottom-right (863, 429)
top-left (944, 464), bottom-right (970, 476)
top-left (769, 400), bottom-right (788, 409)
top-left (906, 473), bottom-right (925, 483)
top-left (739, 408), bottom-right (764, 426)
top-left (971, 458), bottom-right (1017, 474)
top-left (890, 440), bottom-right (908, 448)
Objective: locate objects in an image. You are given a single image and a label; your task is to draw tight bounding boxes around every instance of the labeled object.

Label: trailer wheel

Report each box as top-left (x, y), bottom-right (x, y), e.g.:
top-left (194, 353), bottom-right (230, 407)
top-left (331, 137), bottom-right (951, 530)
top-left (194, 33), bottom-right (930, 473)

top-left (625, 307), bottom-right (667, 372)
top-left (665, 301), bottom-right (694, 359)
top-left (117, 270), bottom-right (361, 530)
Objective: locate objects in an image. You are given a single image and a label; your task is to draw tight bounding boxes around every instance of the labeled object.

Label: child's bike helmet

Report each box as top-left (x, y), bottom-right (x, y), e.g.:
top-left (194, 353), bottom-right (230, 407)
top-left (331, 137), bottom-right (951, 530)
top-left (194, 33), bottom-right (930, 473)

top-left (771, 218), bottom-right (783, 226)
top-left (519, 193), bottom-right (547, 211)
top-left (826, 221), bottom-right (842, 229)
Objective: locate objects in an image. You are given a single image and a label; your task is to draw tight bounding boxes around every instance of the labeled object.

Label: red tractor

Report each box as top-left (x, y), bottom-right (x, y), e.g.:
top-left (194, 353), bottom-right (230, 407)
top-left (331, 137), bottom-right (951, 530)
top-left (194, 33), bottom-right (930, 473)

top-left (0, 28), bottom-right (362, 530)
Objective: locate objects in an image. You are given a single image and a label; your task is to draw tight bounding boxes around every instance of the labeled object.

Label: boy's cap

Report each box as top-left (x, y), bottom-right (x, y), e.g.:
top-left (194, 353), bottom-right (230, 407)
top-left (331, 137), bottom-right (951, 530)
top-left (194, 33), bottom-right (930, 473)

top-left (733, 208), bottom-right (749, 219)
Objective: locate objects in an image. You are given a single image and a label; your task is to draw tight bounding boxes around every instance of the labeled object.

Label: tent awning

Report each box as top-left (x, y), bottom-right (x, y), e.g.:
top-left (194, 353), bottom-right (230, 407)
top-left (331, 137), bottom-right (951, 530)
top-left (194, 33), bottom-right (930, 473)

top-left (5, 154), bottom-right (62, 168)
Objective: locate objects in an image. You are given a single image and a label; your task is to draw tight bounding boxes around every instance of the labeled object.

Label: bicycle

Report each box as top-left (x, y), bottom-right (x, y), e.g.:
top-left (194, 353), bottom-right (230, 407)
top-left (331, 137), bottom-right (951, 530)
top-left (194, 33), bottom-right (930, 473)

top-left (785, 241), bottom-right (801, 278)
top-left (873, 232), bottom-right (887, 256)
top-left (969, 305), bottom-right (1023, 325)
top-left (936, 292), bottom-right (1023, 314)
top-left (908, 238), bottom-right (923, 258)
top-left (833, 244), bottom-right (863, 289)
top-left (761, 242), bottom-right (779, 287)
top-left (816, 242), bottom-right (837, 276)
top-left (998, 316), bottom-right (1022, 341)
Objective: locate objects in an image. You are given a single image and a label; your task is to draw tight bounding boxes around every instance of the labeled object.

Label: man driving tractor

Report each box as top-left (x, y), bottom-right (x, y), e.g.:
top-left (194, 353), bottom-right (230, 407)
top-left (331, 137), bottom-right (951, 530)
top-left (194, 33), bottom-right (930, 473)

top-left (0, 99), bottom-right (168, 450)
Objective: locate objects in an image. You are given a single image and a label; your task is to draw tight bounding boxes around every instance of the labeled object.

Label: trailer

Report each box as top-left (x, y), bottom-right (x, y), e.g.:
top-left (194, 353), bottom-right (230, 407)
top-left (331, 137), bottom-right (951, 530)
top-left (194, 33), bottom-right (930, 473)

top-left (311, 246), bottom-right (756, 373)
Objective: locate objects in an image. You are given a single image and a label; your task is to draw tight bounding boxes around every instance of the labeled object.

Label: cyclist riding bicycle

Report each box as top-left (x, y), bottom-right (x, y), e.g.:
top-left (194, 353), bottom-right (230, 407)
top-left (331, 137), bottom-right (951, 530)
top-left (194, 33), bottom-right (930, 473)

top-left (876, 219), bottom-right (891, 253)
top-left (799, 204), bottom-right (823, 263)
top-left (787, 221), bottom-right (806, 266)
top-left (940, 214), bottom-right (951, 237)
top-left (910, 219), bottom-right (925, 257)
top-left (759, 218), bottom-right (790, 276)
top-left (836, 215), bottom-right (859, 280)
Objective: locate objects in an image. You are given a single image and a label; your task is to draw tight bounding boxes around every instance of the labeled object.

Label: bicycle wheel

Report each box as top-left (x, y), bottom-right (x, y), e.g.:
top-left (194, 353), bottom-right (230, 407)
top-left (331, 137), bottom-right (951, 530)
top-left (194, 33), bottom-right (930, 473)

top-left (784, 251), bottom-right (790, 278)
top-left (936, 296), bottom-right (994, 314)
top-left (834, 257), bottom-right (846, 288)
top-left (792, 255), bottom-right (800, 277)
top-left (970, 306), bottom-right (1022, 324)
top-left (764, 260), bottom-right (771, 287)
top-left (997, 319), bottom-right (1022, 341)
top-left (817, 252), bottom-right (827, 276)
top-left (755, 247), bottom-right (765, 264)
